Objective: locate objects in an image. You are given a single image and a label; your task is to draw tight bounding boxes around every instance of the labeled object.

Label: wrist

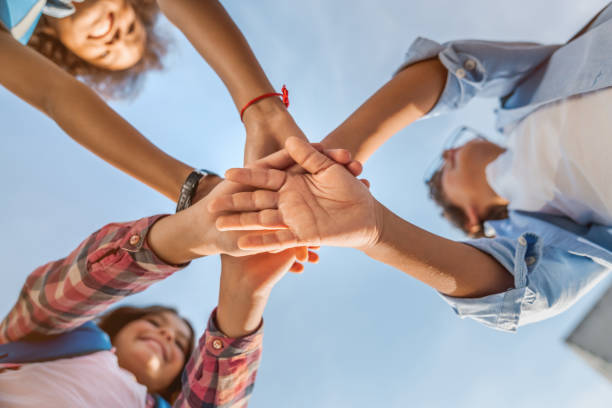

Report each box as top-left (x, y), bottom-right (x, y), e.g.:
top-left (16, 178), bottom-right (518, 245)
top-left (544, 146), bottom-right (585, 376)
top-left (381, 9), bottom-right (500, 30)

top-left (242, 96), bottom-right (288, 128)
top-left (360, 200), bottom-right (387, 252)
top-left (216, 278), bottom-right (269, 338)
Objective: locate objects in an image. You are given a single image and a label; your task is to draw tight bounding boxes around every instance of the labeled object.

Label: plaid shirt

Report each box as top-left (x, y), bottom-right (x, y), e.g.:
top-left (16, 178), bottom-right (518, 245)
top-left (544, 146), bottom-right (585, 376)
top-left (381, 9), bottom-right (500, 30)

top-left (0, 215), bottom-right (262, 408)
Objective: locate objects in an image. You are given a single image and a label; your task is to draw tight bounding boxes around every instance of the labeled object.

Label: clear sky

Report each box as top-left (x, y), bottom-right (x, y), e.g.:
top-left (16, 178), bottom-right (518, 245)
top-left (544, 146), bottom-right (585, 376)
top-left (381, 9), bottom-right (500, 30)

top-left (1, 0), bottom-right (612, 406)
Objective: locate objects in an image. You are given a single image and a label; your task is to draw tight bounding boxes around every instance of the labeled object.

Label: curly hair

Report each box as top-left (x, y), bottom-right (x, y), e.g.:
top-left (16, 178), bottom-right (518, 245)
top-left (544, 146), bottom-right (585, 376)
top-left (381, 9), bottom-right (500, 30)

top-left (97, 305), bottom-right (195, 403)
top-left (427, 168), bottom-right (509, 238)
top-left (27, 0), bottom-right (168, 99)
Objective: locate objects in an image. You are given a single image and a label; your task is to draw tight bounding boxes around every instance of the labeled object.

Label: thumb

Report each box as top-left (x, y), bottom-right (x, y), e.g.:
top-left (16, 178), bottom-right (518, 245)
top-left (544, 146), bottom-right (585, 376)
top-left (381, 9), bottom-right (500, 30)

top-left (285, 137), bottom-right (336, 175)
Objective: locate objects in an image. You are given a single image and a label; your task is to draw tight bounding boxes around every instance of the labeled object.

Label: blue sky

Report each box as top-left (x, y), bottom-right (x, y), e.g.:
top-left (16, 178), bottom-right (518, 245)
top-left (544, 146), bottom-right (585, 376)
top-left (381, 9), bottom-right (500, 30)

top-left (1, 0), bottom-right (612, 406)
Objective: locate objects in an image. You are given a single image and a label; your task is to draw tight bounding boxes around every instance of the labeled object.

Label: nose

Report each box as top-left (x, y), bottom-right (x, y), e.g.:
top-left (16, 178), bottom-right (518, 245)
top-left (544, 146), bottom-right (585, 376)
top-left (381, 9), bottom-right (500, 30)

top-left (106, 28), bottom-right (120, 45)
top-left (159, 327), bottom-right (175, 343)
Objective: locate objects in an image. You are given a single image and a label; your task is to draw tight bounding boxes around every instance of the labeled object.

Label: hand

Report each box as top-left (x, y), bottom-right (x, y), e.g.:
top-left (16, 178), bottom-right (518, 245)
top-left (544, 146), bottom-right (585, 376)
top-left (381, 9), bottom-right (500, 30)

top-left (209, 137), bottom-right (382, 251)
top-left (242, 97), bottom-right (308, 165)
top-left (216, 247), bottom-right (319, 338)
top-left (192, 174), bottom-right (223, 205)
top-left (150, 144), bottom-right (362, 262)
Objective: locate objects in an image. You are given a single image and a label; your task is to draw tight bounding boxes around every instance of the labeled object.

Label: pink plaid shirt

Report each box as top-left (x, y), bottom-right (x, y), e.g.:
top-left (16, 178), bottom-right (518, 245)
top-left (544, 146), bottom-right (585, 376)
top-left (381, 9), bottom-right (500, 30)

top-left (0, 215), bottom-right (262, 407)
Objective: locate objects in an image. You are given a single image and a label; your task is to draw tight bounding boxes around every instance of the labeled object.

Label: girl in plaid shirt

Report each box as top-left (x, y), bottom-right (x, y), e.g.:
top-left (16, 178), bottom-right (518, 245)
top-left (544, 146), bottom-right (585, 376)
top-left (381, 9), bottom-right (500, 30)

top-left (0, 176), bottom-right (318, 407)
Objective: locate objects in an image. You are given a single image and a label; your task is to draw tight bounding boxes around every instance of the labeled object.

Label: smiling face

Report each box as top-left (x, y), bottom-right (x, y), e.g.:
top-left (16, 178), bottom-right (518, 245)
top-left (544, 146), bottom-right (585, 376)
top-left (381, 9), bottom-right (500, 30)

top-left (113, 311), bottom-right (192, 392)
top-left (45, 0), bottom-right (146, 70)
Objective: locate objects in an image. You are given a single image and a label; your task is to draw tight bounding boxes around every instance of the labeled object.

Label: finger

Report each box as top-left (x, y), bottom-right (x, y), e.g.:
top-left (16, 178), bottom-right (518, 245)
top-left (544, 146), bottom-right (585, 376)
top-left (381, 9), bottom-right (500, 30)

top-left (360, 178), bottom-right (370, 189)
top-left (251, 143), bottom-right (326, 171)
top-left (290, 262), bottom-right (304, 273)
top-left (251, 148), bottom-right (291, 170)
top-left (225, 168), bottom-right (287, 191)
top-left (307, 250), bottom-right (319, 263)
top-left (208, 190), bottom-right (279, 212)
top-left (295, 246), bottom-right (308, 262)
top-left (347, 160), bottom-right (363, 177)
top-left (323, 149), bottom-right (351, 165)
top-left (237, 230), bottom-right (300, 251)
top-left (216, 210), bottom-right (287, 230)
top-left (285, 137), bottom-right (336, 174)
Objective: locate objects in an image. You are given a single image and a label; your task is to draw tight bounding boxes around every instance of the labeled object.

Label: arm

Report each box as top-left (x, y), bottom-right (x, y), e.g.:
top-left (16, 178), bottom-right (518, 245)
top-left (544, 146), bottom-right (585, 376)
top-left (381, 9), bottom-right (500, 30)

top-left (362, 203), bottom-right (513, 298)
top-left (322, 58), bottom-right (447, 163)
top-left (0, 215), bottom-right (183, 343)
top-left (157, 0), bottom-right (307, 163)
top-left (320, 38), bottom-right (561, 163)
top-left (0, 31), bottom-right (193, 201)
top-left (211, 137), bottom-right (513, 298)
top-left (175, 249), bottom-right (306, 407)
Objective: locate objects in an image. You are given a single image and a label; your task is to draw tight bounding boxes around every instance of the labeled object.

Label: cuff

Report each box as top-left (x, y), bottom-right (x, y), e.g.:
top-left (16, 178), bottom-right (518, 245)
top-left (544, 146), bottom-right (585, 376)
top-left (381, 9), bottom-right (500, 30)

top-left (439, 232), bottom-right (542, 332)
top-left (394, 37), bottom-right (488, 118)
top-left (116, 215), bottom-right (188, 275)
top-left (202, 308), bottom-right (264, 359)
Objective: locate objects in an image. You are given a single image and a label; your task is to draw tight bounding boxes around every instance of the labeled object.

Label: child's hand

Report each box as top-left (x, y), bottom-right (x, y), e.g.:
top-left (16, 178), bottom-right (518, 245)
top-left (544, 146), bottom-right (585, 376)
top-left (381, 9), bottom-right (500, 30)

top-left (216, 247), bottom-right (318, 338)
top-left (209, 137), bottom-right (381, 251)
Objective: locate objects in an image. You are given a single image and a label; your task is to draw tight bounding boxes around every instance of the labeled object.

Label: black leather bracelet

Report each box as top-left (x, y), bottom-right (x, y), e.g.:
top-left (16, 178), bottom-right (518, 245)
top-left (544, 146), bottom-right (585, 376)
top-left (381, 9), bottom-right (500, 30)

top-left (175, 169), bottom-right (218, 213)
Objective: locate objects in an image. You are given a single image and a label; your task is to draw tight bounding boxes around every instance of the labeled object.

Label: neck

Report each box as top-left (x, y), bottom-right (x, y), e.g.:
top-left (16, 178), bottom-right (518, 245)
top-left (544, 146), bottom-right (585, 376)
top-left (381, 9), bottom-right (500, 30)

top-left (477, 147), bottom-right (509, 216)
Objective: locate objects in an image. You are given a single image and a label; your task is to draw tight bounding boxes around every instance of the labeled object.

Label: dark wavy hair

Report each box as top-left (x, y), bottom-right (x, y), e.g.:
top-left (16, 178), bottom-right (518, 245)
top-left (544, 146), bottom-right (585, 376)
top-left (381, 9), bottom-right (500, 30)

top-left (98, 305), bottom-right (195, 403)
top-left (27, 0), bottom-right (168, 99)
top-left (427, 168), bottom-right (509, 238)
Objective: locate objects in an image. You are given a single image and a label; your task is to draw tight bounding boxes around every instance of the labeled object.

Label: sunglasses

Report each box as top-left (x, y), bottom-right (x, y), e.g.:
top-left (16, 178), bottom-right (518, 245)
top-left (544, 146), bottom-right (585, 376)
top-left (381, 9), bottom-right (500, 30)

top-left (423, 126), bottom-right (488, 184)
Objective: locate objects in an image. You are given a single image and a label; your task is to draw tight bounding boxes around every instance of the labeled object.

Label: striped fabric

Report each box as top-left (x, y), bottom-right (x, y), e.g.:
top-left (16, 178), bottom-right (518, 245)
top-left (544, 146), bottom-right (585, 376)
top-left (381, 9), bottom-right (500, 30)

top-left (0, 216), bottom-right (262, 407)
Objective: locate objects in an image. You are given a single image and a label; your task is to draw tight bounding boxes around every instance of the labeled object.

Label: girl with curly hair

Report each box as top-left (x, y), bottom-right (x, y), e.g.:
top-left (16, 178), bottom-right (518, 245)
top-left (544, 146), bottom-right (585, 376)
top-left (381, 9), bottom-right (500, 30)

top-left (0, 0), bottom-right (307, 202)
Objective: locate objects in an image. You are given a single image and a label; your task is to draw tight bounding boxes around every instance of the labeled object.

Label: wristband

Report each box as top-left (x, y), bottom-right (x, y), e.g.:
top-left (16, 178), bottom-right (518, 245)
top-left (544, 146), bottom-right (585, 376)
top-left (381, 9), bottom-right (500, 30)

top-left (176, 169), bottom-right (218, 213)
top-left (240, 85), bottom-right (289, 121)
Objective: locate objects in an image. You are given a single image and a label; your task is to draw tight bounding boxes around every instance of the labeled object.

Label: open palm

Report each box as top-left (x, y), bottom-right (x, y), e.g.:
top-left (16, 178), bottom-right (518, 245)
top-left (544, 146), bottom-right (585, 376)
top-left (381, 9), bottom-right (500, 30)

top-left (210, 137), bottom-right (382, 251)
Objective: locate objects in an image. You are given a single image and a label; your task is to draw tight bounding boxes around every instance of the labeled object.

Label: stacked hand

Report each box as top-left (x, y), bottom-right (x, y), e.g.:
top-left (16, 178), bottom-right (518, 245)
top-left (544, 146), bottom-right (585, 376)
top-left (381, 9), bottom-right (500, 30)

top-left (209, 137), bottom-right (383, 252)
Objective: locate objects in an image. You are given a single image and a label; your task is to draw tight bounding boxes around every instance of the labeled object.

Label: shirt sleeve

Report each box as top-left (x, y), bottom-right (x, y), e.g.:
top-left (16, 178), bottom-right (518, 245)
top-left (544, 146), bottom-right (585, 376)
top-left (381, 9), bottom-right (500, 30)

top-left (0, 215), bottom-right (185, 342)
top-left (174, 309), bottom-right (263, 408)
top-left (439, 231), bottom-right (610, 332)
top-left (395, 37), bottom-right (561, 118)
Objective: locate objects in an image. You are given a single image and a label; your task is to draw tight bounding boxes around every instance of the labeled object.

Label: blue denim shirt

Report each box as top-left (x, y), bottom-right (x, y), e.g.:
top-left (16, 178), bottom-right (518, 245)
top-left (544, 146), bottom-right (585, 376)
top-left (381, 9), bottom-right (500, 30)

top-left (0, 0), bottom-right (80, 44)
top-left (398, 2), bottom-right (612, 134)
top-left (398, 3), bottom-right (612, 332)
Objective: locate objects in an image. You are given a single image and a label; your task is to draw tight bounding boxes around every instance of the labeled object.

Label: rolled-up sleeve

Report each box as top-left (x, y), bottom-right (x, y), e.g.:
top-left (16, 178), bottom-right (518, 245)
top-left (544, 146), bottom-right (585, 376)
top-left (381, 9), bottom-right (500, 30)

top-left (395, 37), bottom-right (560, 118)
top-left (440, 231), bottom-right (610, 332)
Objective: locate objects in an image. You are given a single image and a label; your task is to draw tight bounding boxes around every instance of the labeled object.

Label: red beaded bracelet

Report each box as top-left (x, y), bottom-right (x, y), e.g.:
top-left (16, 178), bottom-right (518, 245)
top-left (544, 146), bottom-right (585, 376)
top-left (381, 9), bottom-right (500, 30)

top-left (240, 85), bottom-right (290, 121)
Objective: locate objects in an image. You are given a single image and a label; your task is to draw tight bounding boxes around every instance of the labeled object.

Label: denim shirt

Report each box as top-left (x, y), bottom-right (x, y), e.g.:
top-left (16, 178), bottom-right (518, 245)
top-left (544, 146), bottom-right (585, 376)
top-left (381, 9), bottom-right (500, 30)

top-left (0, 0), bottom-right (80, 44)
top-left (398, 2), bottom-right (612, 135)
top-left (440, 212), bottom-right (612, 332)
top-left (398, 3), bottom-right (612, 331)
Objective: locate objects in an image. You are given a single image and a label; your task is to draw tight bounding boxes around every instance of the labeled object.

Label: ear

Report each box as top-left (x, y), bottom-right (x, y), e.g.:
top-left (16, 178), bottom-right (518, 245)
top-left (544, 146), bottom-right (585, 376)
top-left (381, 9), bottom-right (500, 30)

top-left (464, 205), bottom-right (481, 235)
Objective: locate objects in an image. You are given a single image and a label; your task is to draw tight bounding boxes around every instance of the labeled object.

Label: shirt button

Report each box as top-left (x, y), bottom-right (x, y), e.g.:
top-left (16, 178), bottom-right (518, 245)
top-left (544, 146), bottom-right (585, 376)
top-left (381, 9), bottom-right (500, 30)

top-left (455, 68), bottom-right (466, 79)
top-left (212, 339), bottom-right (224, 350)
top-left (463, 59), bottom-right (476, 70)
top-left (525, 256), bottom-right (536, 266)
top-left (129, 235), bottom-right (141, 246)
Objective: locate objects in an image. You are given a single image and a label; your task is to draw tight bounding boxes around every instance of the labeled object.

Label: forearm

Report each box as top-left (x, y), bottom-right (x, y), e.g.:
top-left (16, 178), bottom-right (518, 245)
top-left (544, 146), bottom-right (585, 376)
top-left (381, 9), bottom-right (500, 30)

top-left (216, 277), bottom-right (269, 339)
top-left (158, 0), bottom-right (276, 111)
top-left (321, 58), bottom-right (447, 163)
top-left (0, 216), bottom-right (182, 342)
top-left (51, 81), bottom-right (192, 201)
top-left (0, 31), bottom-right (192, 201)
top-left (363, 202), bottom-right (513, 298)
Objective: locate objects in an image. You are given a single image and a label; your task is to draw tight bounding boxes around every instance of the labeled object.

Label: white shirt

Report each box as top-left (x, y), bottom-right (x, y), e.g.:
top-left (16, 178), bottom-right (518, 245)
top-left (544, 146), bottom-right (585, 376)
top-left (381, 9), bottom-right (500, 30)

top-left (486, 87), bottom-right (612, 226)
top-left (0, 351), bottom-right (147, 408)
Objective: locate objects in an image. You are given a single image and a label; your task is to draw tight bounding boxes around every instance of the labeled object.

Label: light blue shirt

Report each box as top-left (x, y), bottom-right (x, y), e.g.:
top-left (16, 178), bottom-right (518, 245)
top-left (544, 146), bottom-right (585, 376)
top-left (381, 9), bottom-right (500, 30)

top-left (399, 3), bottom-right (612, 332)
top-left (0, 0), bottom-right (80, 44)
